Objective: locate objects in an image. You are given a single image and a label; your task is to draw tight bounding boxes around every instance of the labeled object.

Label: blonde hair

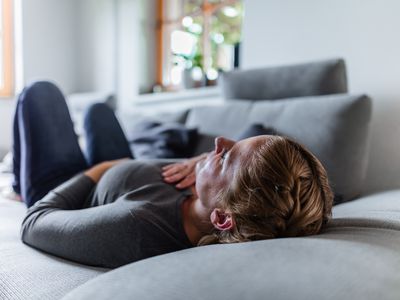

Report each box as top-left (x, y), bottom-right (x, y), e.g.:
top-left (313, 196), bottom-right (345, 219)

top-left (198, 136), bottom-right (333, 246)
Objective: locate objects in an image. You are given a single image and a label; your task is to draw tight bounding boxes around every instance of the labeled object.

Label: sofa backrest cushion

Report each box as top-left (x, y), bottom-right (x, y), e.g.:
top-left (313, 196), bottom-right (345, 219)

top-left (186, 100), bottom-right (253, 140)
top-left (185, 94), bottom-right (372, 202)
top-left (222, 58), bottom-right (347, 100)
top-left (191, 123), bottom-right (278, 157)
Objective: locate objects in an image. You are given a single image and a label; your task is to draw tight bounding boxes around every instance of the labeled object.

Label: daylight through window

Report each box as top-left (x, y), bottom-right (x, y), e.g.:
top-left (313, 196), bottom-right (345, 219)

top-left (156, 0), bottom-right (243, 92)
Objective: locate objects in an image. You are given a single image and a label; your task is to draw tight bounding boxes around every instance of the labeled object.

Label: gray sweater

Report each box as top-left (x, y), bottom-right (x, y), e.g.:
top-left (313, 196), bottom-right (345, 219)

top-left (21, 161), bottom-right (193, 268)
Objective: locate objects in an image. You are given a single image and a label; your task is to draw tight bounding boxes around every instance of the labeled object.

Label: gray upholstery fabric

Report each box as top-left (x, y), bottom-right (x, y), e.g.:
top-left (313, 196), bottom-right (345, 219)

top-left (334, 189), bottom-right (400, 216)
top-left (0, 197), bottom-right (106, 300)
top-left (62, 190), bottom-right (400, 300)
top-left (250, 94), bottom-right (372, 202)
top-left (186, 94), bottom-right (372, 202)
top-left (185, 100), bottom-right (253, 139)
top-left (191, 133), bottom-right (217, 156)
top-left (117, 109), bottom-right (189, 142)
top-left (222, 58), bottom-right (348, 100)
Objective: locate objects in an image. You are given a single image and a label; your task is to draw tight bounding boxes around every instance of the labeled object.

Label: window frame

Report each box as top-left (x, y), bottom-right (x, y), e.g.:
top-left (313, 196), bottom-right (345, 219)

top-left (0, 0), bottom-right (13, 98)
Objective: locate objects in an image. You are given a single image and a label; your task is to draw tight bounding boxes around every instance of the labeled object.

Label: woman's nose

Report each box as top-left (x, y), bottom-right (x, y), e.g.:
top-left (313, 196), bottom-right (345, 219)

top-left (214, 137), bottom-right (235, 154)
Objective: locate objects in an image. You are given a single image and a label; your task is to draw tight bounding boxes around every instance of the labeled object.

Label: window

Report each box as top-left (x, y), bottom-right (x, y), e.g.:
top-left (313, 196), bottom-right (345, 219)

top-left (156, 0), bottom-right (243, 92)
top-left (0, 0), bottom-right (13, 97)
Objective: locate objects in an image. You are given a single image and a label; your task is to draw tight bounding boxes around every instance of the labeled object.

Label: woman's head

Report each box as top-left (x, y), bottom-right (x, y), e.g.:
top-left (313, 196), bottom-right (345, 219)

top-left (195, 135), bottom-right (333, 246)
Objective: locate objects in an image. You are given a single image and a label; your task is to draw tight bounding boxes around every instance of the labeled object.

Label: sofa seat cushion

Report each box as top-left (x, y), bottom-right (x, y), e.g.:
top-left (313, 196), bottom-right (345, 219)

top-left (0, 196), bottom-right (106, 300)
top-left (62, 190), bottom-right (400, 300)
top-left (334, 189), bottom-right (400, 216)
top-left (330, 190), bottom-right (400, 230)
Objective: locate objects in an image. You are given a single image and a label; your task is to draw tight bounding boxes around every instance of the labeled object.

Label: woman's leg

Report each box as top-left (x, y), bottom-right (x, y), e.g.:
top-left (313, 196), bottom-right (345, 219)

top-left (17, 81), bottom-right (88, 207)
top-left (83, 103), bottom-right (133, 166)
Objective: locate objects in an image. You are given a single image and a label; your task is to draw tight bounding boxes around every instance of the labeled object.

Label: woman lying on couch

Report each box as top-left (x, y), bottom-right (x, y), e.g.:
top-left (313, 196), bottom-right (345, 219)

top-left (16, 82), bottom-right (333, 268)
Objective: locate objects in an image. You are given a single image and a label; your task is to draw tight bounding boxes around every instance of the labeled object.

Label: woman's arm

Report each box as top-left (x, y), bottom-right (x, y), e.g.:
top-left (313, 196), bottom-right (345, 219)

top-left (21, 194), bottom-right (138, 268)
top-left (21, 158), bottom-right (134, 268)
top-left (22, 159), bottom-right (128, 211)
top-left (84, 158), bottom-right (129, 183)
top-left (161, 153), bottom-right (208, 189)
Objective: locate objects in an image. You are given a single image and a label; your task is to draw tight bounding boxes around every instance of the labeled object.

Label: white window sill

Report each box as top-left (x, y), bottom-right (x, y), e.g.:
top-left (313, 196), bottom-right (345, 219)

top-left (136, 86), bottom-right (221, 105)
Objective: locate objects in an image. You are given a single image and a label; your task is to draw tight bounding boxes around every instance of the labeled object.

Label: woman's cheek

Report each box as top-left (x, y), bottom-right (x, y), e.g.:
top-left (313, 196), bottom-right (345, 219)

top-left (195, 159), bottom-right (205, 176)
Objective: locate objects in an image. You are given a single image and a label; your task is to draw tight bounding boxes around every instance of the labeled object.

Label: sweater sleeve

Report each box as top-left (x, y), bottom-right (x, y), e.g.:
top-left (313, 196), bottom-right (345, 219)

top-left (21, 173), bottom-right (138, 268)
top-left (30, 173), bottom-right (96, 210)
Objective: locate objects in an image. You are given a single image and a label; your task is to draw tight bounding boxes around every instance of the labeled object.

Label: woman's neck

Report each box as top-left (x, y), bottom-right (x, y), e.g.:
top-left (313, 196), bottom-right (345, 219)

top-left (181, 193), bottom-right (213, 246)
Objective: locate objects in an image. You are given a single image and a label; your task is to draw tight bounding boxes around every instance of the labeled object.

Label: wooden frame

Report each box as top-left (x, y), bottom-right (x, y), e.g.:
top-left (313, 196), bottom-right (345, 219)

top-left (156, 0), bottom-right (164, 86)
top-left (0, 0), bottom-right (13, 98)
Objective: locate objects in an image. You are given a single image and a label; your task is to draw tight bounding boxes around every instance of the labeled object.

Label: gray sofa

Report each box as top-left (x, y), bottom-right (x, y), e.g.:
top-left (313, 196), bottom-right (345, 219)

top-left (2, 59), bottom-right (400, 299)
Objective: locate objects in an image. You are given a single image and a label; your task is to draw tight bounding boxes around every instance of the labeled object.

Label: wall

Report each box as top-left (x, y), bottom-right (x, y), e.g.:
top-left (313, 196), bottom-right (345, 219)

top-left (115, 0), bottom-right (139, 111)
top-left (137, 0), bottom-right (157, 94)
top-left (242, 0), bottom-right (400, 194)
top-left (0, 101), bottom-right (14, 156)
top-left (22, 0), bottom-right (79, 95)
top-left (1, 0), bottom-right (120, 154)
top-left (1, 0), bottom-right (81, 154)
top-left (116, 0), bottom-right (157, 109)
top-left (75, 0), bottom-right (117, 93)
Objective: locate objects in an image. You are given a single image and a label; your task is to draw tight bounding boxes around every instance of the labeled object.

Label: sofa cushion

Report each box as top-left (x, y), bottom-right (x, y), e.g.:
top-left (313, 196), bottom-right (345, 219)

top-left (249, 94), bottom-right (372, 202)
top-left (186, 94), bottom-right (372, 202)
top-left (0, 195), bottom-right (106, 300)
top-left (191, 124), bottom-right (278, 156)
top-left (128, 122), bottom-right (198, 159)
top-left (62, 191), bottom-right (400, 300)
top-left (191, 133), bottom-right (217, 156)
top-left (117, 109), bottom-right (189, 142)
top-left (185, 100), bottom-right (253, 140)
top-left (333, 189), bottom-right (400, 219)
top-left (222, 58), bottom-right (347, 100)
top-left (236, 123), bottom-right (277, 140)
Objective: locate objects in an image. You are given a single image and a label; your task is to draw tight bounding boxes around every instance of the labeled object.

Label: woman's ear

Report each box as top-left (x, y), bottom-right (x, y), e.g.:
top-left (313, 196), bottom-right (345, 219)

top-left (210, 208), bottom-right (235, 231)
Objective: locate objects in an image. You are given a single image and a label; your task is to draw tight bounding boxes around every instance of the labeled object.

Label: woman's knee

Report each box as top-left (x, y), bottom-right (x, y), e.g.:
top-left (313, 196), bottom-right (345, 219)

top-left (84, 103), bottom-right (115, 124)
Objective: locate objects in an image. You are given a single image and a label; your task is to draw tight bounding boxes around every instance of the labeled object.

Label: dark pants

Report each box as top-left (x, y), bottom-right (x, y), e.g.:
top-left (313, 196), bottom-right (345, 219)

top-left (12, 81), bottom-right (133, 207)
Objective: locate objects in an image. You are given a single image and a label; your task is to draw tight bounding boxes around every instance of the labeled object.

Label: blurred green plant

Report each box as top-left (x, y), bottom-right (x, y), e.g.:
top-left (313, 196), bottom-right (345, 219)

top-left (176, 0), bottom-right (243, 71)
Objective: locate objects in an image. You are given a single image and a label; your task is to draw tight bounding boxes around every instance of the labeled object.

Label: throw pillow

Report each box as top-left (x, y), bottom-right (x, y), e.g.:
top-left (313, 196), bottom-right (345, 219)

top-left (236, 124), bottom-right (277, 140)
top-left (129, 122), bottom-right (198, 159)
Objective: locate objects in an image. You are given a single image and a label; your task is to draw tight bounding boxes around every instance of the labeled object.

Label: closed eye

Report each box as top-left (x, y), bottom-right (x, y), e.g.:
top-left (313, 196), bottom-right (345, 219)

top-left (221, 150), bottom-right (228, 161)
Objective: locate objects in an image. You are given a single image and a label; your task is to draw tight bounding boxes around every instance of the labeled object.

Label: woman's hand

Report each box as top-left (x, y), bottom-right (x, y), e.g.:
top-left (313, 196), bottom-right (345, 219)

top-left (84, 158), bottom-right (130, 183)
top-left (162, 153), bottom-right (208, 189)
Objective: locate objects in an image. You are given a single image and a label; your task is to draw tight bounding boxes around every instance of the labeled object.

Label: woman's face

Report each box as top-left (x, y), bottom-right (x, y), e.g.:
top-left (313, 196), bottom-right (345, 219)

top-left (195, 135), bottom-right (271, 209)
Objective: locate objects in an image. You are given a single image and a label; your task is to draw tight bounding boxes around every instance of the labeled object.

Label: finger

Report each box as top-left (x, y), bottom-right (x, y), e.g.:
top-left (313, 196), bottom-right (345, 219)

top-left (162, 164), bottom-right (188, 177)
top-left (164, 173), bottom-right (185, 182)
top-left (164, 172), bottom-right (187, 183)
top-left (162, 165), bottom-right (180, 177)
top-left (162, 163), bottom-right (178, 171)
top-left (176, 176), bottom-right (195, 189)
top-left (176, 173), bottom-right (196, 189)
top-left (164, 166), bottom-right (193, 182)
